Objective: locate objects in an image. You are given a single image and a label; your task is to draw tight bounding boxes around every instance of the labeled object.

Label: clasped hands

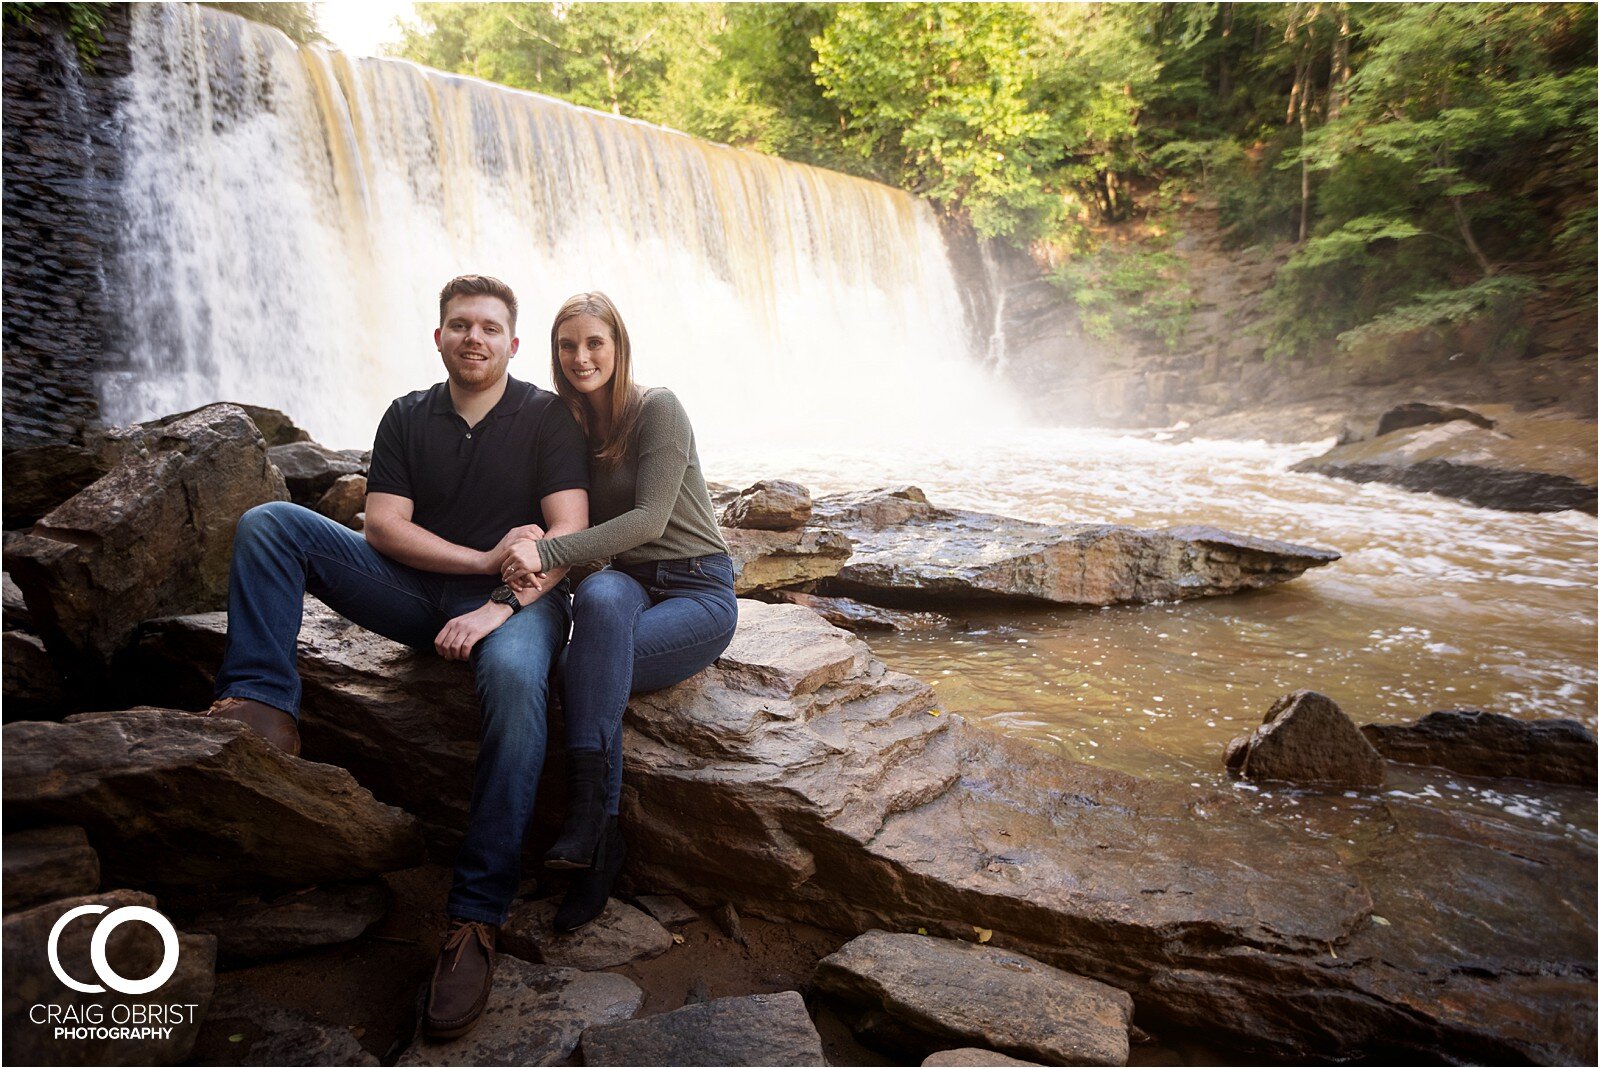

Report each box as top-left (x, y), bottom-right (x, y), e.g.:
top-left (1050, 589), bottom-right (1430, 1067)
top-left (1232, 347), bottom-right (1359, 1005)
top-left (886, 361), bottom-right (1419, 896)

top-left (433, 524), bottom-right (551, 662)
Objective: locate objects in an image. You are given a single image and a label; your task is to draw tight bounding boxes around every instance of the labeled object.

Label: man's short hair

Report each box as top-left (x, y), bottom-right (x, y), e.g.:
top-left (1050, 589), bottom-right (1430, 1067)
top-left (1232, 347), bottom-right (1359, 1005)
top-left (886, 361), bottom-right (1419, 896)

top-left (439, 275), bottom-right (518, 333)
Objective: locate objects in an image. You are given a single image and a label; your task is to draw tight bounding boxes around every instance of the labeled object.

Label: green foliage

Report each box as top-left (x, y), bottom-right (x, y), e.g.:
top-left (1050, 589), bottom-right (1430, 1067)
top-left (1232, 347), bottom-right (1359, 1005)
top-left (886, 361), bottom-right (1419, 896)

top-left (812, 3), bottom-right (1060, 238)
top-left (1050, 240), bottom-right (1197, 350)
top-left (1335, 274), bottom-right (1537, 355)
top-left (3, 2), bottom-right (107, 64)
top-left (202, 3), bottom-right (321, 44)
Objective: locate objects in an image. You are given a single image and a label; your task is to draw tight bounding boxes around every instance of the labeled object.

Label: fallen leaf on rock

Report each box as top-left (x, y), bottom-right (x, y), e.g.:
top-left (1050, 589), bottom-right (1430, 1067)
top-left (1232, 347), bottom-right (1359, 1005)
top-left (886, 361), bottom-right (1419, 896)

top-left (917, 927), bottom-right (928, 935)
top-left (973, 926), bottom-right (993, 943)
top-left (1371, 915), bottom-right (1391, 926)
top-left (672, 933), bottom-right (685, 944)
top-left (228, 1035), bottom-right (244, 1044)
top-left (929, 709), bottom-right (942, 717)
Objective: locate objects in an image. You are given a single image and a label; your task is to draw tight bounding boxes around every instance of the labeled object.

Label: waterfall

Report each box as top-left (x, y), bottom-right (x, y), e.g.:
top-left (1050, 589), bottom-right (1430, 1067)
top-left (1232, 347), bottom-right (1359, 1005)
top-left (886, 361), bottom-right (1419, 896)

top-left (102, 4), bottom-right (1017, 450)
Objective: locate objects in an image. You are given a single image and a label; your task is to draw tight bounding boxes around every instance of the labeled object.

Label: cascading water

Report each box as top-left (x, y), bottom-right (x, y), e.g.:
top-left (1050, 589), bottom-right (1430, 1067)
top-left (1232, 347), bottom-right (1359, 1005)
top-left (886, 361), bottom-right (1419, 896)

top-left (102, 3), bottom-right (1018, 450)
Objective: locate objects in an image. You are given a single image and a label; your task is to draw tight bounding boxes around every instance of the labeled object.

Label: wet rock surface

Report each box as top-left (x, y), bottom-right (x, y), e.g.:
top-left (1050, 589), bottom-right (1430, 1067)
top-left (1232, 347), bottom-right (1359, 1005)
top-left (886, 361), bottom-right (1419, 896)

top-left (188, 881), bottom-right (392, 964)
top-left (815, 930), bottom-right (1132, 1066)
top-left (1291, 412), bottom-right (1597, 513)
top-left (2, 825), bottom-right (100, 913)
top-left (395, 958), bottom-right (642, 1066)
top-left (1225, 690), bottom-right (1386, 787)
top-left (580, 990), bottom-right (825, 1066)
top-left (808, 487), bottom-right (1339, 606)
top-left (723, 526), bottom-right (853, 594)
top-left (1361, 710), bottom-right (1597, 786)
top-left (3, 709), bottom-right (424, 896)
top-left (2, 889), bottom-right (216, 1067)
top-left (773, 590), bottom-right (950, 632)
top-left (2, 404), bottom-right (289, 670)
top-left (721, 479), bottom-right (813, 530)
top-left (501, 897), bottom-right (672, 970)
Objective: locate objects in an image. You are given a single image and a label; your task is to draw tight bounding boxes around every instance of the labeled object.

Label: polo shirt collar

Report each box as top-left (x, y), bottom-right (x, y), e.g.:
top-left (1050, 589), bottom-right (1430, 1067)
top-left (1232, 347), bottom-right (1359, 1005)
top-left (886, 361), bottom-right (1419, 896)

top-left (428, 376), bottom-right (526, 420)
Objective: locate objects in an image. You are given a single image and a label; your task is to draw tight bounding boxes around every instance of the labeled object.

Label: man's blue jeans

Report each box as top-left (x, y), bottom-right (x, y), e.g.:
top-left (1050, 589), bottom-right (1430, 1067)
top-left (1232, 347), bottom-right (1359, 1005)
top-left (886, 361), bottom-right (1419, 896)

top-left (214, 501), bottom-right (569, 926)
top-left (559, 553), bottom-right (739, 815)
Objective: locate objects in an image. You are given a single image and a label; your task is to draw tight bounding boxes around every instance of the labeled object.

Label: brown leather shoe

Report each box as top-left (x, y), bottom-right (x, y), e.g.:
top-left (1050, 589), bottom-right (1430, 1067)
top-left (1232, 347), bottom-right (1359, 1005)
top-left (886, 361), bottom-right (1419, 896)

top-left (423, 919), bottom-right (496, 1040)
top-left (205, 697), bottom-right (301, 757)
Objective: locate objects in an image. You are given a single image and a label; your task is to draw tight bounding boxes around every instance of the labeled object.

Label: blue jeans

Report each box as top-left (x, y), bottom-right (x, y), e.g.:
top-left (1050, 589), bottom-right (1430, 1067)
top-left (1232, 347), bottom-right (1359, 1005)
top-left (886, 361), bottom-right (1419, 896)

top-left (559, 554), bottom-right (739, 814)
top-left (214, 501), bottom-right (570, 925)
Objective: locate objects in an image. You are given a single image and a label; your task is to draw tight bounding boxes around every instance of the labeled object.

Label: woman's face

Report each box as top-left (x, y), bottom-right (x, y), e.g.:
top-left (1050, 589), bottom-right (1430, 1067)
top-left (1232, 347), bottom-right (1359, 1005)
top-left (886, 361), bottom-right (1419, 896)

top-left (556, 313), bottom-right (617, 399)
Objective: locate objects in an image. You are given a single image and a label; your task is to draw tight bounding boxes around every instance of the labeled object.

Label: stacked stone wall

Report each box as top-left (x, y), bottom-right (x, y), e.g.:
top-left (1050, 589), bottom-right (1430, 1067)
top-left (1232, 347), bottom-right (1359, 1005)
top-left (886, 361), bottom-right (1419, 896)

top-left (2, 6), bottom-right (132, 448)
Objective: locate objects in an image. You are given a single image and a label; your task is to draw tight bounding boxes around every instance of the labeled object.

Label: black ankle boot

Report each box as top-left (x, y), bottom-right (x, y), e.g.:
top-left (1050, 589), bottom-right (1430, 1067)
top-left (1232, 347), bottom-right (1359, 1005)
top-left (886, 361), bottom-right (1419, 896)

top-left (544, 749), bottom-right (608, 870)
top-left (553, 817), bottom-right (624, 932)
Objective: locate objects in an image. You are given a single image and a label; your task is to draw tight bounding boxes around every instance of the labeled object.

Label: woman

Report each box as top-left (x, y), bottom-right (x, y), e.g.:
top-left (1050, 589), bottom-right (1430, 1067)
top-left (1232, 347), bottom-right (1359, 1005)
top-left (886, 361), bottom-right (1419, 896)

top-left (501, 292), bottom-right (737, 931)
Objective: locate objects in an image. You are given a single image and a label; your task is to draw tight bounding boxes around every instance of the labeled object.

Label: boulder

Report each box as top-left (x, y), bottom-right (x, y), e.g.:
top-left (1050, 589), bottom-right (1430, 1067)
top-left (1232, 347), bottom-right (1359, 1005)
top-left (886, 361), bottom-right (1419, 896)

top-left (922, 1050), bottom-right (1041, 1067)
top-left (580, 990), bottom-right (825, 1067)
top-left (808, 487), bottom-right (1338, 606)
top-left (2, 404), bottom-right (289, 670)
top-left (187, 881), bottom-right (391, 964)
top-left (314, 474), bottom-right (367, 530)
top-left (2, 826), bottom-right (99, 913)
top-left (127, 600), bottom-right (1595, 1062)
top-left (1375, 401), bottom-right (1497, 438)
top-left (236, 405), bottom-right (314, 447)
top-left (3, 570), bottom-right (29, 629)
top-left (721, 480), bottom-right (813, 530)
top-left (396, 958), bottom-right (642, 1066)
top-left (635, 894), bottom-right (699, 927)
top-left (501, 897), bottom-right (672, 970)
top-left (2, 889), bottom-right (215, 1067)
top-left (3, 709), bottom-right (424, 896)
top-left (268, 442), bottom-right (367, 505)
top-left (723, 526), bottom-right (853, 595)
top-left (3, 628), bottom-right (65, 719)
top-left (1224, 691), bottom-right (1386, 787)
top-left (1290, 414), bottom-right (1597, 514)
top-left (1361, 710), bottom-right (1597, 786)
top-left (815, 930), bottom-right (1131, 1066)
top-left (1, 440), bottom-right (110, 529)
top-left (774, 590), bottom-right (949, 632)
top-left (192, 977), bottom-right (376, 1066)
top-left (129, 605), bottom-right (483, 846)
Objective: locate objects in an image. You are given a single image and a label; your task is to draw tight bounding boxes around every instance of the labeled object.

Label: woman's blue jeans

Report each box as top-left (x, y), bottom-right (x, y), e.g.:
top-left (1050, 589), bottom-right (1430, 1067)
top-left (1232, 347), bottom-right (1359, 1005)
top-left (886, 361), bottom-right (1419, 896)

top-left (213, 501), bottom-right (570, 926)
top-left (559, 553), bottom-right (739, 814)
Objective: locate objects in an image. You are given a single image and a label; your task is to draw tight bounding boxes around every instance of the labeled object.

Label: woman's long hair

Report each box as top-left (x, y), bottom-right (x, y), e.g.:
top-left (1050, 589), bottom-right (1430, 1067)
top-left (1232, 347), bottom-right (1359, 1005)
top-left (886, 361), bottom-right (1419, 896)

top-left (549, 292), bottom-right (644, 470)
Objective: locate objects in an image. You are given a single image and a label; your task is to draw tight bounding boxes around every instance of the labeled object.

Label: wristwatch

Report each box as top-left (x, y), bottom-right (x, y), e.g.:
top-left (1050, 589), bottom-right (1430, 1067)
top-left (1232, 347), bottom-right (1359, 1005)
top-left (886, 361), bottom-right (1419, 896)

top-left (490, 584), bottom-right (522, 613)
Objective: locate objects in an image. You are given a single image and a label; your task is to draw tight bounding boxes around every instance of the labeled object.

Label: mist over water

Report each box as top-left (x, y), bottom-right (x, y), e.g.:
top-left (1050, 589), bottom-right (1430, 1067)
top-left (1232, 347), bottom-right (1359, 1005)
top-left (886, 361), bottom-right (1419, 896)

top-left (106, 4), bottom-right (1017, 449)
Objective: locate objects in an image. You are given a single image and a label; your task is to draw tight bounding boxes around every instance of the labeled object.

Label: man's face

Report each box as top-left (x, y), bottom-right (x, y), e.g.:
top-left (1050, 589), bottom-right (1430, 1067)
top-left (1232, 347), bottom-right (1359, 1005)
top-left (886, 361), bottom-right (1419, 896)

top-left (435, 294), bottom-right (517, 393)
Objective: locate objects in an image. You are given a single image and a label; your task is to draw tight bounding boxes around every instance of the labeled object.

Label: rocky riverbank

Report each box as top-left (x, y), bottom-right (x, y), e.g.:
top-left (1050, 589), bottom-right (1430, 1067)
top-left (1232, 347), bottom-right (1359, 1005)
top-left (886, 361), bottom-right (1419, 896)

top-left (3, 403), bottom-right (1595, 1066)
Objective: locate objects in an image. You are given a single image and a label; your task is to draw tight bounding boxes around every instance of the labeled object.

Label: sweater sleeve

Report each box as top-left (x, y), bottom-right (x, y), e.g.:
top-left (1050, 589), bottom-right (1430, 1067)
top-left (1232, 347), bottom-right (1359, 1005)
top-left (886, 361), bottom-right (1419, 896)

top-left (534, 389), bottom-right (693, 569)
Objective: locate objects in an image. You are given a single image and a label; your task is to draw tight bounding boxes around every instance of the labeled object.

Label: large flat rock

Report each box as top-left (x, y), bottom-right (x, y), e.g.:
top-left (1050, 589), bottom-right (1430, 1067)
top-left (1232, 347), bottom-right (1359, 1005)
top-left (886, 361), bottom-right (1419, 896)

top-left (396, 958), bottom-right (642, 1066)
top-left (501, 897), bottom-right (672, 970)
top-left (1361, 710), bottom-right (1597, 786)
top-left (580, 990), bottom-right (825, 1066)
top-left (1291, 413), bottom-right (1597, 513)
top-left (127, 601), bottom-right (1594, 1062)
top-left (815, 930), bottom-right (1132, 1065)
top-left (3, 709), bottom-right (424, 896)
top-left (808, 487), bottom-right (1338, 606)
top-left (723, 526), bottom-right (853, 594)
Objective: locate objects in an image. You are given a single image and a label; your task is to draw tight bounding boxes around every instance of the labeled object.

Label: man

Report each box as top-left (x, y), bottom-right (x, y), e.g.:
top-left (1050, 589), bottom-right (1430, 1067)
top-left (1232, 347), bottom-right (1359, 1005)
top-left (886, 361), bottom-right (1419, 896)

top-left (205, 274), bottom-right (588, 1039)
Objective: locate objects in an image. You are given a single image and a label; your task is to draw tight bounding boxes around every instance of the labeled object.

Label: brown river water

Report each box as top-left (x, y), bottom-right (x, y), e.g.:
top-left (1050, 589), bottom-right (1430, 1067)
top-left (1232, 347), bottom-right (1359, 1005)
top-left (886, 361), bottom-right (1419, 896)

top-left (705, 426), bottom-right (1598, 840)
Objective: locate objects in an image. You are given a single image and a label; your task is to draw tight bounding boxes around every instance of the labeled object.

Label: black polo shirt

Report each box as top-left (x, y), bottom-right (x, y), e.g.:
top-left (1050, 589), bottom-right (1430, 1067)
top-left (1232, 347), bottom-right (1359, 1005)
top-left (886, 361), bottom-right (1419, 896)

top-left (366, 377), bottom-right (589, 552)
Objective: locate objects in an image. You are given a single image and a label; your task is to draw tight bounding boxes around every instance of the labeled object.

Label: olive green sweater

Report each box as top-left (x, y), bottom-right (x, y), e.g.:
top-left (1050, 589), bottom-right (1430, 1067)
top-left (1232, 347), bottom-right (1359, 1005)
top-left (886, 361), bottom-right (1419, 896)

top-left (535, 388), bottom-right (728, 569)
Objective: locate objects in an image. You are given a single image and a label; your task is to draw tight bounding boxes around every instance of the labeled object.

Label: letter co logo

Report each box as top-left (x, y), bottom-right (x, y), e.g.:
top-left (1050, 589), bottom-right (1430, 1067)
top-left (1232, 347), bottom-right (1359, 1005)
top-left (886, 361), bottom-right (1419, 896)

top-left (47, 905), bottom-right (179, 995)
